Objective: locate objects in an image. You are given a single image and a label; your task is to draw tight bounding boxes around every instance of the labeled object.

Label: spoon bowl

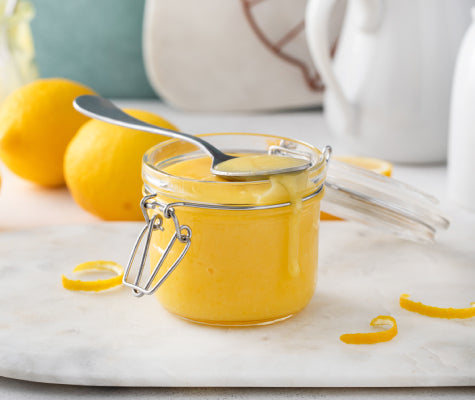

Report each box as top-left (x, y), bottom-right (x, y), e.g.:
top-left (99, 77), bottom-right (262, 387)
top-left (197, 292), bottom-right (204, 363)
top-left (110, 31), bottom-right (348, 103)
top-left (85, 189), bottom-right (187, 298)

top-left (73, 95), bottom-right (311, 181)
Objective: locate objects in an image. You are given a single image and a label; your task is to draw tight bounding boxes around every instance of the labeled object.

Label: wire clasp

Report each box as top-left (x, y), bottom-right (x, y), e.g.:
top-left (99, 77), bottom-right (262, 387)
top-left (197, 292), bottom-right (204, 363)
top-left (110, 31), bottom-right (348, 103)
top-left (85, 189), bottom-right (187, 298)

top-left (123, 194), bottom-right (192, 297)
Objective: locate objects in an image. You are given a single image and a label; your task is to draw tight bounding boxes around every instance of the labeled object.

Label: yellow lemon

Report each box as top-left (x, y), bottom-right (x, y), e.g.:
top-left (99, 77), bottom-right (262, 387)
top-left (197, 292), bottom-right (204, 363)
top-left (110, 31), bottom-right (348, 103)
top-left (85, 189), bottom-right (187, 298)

top-left (0, 78), bottom-right (95, 187)
top-left (64, 109), bottom-right (176, 221)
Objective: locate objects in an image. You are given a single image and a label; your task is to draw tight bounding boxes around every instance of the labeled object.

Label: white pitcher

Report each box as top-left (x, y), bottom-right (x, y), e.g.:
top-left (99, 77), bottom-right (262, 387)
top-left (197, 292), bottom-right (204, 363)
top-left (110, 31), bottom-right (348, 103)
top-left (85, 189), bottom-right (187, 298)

top-left (305, 0), bottom-right (474, 163)
top-left (447, 8), bottom-right (475, 211)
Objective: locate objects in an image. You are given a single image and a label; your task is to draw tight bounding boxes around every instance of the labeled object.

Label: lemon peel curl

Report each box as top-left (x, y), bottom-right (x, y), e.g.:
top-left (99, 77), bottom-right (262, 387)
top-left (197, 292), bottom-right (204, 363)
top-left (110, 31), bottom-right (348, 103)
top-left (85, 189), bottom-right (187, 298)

top-left (340, 315), bottom-right (398, 345)
top-left (62, 260), bottom-right (124, 292)
top-left (400, 293), bottom-right (475, 319)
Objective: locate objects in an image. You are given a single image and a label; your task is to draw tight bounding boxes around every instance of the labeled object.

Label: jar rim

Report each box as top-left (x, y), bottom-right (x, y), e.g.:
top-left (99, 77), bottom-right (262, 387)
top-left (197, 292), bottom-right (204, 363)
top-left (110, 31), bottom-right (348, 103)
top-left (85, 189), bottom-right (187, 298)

top-left (142, 132), bottom-right (328, 205)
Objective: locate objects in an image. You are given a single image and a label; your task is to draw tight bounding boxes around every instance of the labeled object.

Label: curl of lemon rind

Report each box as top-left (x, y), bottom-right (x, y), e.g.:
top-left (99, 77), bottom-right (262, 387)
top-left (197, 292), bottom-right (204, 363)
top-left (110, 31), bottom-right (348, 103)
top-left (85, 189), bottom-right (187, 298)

top-left (400, 293), bottom-right (475, 319)
top-left (340, 315), bottom-right (398, 345)
top-left (62, 261), bottom-right (124, 292)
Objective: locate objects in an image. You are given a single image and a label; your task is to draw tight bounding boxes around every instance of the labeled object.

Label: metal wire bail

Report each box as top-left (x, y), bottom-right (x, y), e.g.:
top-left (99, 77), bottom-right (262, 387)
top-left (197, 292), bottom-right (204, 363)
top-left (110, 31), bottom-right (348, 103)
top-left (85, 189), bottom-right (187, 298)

top-left (123, 195), bottom-right (192, 297)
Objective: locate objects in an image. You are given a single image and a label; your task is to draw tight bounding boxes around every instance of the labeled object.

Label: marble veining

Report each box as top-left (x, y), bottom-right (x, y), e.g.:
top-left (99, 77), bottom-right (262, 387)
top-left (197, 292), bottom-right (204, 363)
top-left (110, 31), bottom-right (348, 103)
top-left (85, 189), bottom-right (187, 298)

top-left (0, 220), bottom-right (474, 387)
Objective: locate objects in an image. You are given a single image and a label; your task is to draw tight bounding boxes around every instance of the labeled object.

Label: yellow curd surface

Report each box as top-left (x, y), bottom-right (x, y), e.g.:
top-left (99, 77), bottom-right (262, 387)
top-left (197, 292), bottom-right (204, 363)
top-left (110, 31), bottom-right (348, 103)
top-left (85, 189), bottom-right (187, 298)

top-left (214, 154), bottom-right (309, 175)
top-left (148, 155), bottom-right (323, 325)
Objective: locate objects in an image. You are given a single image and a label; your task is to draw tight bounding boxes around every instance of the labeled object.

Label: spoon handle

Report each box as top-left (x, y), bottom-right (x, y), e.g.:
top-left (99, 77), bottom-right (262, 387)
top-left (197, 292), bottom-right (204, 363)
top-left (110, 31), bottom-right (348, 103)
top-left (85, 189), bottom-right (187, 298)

top-left (73, 95), bottom-right (231, 164)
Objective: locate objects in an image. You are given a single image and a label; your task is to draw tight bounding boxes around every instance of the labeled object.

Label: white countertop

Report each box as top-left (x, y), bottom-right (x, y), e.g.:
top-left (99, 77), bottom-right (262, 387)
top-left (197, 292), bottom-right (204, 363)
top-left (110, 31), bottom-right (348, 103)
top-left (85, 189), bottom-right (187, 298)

top-left (1, 380), bottom-right (475, 400)
top-left (0, 100), bottom-right (474, 399)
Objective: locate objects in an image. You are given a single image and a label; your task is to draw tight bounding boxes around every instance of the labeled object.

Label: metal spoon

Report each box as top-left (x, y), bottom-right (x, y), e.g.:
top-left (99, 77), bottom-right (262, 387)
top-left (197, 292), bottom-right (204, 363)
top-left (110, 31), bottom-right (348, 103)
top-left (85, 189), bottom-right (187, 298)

top-left (73, 95), bottom-right (311, 181)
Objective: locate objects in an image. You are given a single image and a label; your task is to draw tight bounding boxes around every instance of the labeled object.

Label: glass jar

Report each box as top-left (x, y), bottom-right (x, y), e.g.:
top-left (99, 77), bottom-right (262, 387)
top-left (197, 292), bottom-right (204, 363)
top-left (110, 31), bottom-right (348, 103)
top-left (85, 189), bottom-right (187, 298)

top-left (0, 0), bottom-right (38, 103)
top-left (124, 132), bottom-right (450, 326)
top-left (126, 133), bottom-right (329, 326)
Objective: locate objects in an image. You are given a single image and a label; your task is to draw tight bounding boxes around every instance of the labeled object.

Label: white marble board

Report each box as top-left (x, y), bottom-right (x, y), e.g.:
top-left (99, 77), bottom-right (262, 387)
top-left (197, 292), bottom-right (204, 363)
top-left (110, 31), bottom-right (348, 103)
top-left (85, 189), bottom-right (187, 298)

top-left (0, 220), bottom-right (474, 387)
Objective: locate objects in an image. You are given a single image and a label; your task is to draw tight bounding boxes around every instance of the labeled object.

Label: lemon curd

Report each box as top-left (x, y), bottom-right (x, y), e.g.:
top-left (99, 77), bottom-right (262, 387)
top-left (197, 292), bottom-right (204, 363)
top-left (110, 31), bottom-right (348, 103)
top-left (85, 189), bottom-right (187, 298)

top-left (214, 154), bottom-right (309, 175)
top-left (142, 134), bottom-right (326, 326)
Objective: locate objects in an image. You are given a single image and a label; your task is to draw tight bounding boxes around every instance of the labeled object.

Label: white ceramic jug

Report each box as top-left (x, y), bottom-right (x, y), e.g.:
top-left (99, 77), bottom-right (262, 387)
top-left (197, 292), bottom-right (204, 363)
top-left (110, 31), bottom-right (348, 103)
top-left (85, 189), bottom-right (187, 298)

top-left (305, 0), bottom-right (474, 163)
top-left (447, 8), bottom-right (475, 212)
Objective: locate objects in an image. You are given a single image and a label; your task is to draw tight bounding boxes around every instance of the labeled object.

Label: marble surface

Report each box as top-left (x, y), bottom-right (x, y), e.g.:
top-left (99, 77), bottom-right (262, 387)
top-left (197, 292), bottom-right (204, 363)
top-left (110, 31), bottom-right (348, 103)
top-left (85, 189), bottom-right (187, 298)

top-left (0, 219), bottom-right (474, 387)
top-left (0, 100), bottom-right (474, 398)
top-left (1, 381), bottom-right (475, 400)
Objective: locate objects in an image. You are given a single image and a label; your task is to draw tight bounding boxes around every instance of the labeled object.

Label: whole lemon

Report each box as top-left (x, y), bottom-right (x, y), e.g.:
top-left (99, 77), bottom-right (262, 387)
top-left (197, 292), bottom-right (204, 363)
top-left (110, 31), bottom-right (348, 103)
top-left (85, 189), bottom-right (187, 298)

top-left (64, 109), bottom-right (175, 221)
top-left (0, 78), bottom-right (95, 186)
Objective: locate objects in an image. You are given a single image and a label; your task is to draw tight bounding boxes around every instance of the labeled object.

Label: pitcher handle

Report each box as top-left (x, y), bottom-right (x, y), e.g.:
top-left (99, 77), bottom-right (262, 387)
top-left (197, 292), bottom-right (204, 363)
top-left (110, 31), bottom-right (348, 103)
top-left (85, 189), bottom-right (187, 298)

top-left (305, 0), bottom-right (355, 133)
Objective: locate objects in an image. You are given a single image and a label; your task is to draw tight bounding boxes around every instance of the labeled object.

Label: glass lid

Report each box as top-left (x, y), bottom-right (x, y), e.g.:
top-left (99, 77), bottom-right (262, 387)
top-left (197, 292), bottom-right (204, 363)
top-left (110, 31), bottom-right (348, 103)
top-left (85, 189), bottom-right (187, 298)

top-left (143, 134), bottom-right (449, 243)
top-left (322, 156), bottom-right (450, 243)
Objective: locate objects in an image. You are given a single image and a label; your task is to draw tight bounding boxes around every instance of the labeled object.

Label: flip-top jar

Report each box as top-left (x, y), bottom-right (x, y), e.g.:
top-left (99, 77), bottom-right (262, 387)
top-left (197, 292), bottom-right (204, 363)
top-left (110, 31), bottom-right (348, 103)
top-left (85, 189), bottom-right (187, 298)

top-left (126, 133), bottom-right (329, 326)
top-left (125, 132), bottom-right (449, 326)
